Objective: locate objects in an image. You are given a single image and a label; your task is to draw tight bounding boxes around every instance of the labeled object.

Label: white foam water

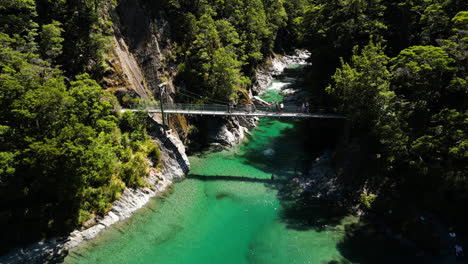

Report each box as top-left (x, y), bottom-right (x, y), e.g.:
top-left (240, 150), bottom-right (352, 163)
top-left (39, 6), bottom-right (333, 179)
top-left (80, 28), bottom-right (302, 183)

top-left (268, 81), bottom-right (290, 91)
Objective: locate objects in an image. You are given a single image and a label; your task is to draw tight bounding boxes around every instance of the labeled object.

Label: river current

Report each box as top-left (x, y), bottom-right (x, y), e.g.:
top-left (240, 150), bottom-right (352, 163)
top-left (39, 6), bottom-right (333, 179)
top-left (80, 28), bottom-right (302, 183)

top-left (64, 65), bottom-right (355, 264)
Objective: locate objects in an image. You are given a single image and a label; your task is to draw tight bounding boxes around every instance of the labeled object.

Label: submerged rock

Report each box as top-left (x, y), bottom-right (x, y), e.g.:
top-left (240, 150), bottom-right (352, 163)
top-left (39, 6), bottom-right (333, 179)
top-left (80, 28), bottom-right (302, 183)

top-left (307, 152), bottom-right (342, 200)
top-left (215, 193), bottom-right (230, 200)
top-left (263, 148), bottom-right (275, 156)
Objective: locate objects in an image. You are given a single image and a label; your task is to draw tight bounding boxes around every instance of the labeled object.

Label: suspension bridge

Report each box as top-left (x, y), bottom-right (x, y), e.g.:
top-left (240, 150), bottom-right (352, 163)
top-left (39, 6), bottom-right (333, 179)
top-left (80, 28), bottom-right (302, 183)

top-left (122, 104), bottom-right (345, 119)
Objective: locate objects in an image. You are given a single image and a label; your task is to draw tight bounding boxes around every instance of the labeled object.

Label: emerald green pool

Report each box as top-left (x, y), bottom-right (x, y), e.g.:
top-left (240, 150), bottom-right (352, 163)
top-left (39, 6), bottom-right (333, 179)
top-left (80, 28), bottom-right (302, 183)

top-left (64, 66), bottom-right (354, 264)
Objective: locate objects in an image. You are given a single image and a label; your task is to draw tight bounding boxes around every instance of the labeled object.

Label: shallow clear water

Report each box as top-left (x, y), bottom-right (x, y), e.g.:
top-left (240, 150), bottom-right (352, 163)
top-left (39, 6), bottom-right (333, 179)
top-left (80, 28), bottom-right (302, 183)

top-left (64, 65), bottom-right (353, 264)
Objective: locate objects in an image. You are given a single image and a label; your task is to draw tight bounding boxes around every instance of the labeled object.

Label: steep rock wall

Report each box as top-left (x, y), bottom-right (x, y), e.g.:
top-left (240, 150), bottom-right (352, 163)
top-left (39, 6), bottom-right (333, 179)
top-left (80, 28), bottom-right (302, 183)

top-left (112, 0), bottom-right (177, 99)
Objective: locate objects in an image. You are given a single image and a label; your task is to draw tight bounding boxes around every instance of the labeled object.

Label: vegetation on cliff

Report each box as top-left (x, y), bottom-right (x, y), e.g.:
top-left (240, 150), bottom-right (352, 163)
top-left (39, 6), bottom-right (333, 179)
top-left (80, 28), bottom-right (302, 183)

top-left (0, 0), bottom-right (161, 252)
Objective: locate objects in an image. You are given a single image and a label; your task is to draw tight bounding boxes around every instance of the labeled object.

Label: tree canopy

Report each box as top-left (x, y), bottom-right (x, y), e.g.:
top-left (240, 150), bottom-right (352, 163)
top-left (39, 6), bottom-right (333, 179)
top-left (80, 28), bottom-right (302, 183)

top-left (315, 0), bottom-right (467, 243)
top-left (0, 0), bottom-right (161, 252)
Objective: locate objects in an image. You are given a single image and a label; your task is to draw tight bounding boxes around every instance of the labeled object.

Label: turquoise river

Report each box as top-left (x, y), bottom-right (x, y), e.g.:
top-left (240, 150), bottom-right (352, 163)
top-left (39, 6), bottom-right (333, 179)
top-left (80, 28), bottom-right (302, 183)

top-left (64, 65), bottom-right (356, 264)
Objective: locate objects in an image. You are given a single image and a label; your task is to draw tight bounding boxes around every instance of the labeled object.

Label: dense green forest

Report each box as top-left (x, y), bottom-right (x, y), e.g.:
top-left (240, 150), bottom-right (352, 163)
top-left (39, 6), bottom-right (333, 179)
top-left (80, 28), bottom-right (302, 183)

top-left (0, 0), bottom-right (467, 256)
top-left (0, 0), bottom-right (161, 252)
top-left (300, 0), bottom-right (467, 249)
top-left (143, 0), bottom-right (299, 103)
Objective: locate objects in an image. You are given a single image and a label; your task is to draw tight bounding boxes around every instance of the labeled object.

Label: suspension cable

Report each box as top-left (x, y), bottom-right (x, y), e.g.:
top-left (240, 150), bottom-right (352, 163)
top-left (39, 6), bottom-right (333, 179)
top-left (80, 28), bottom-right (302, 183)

top-left (176, 90), bottom-right (230, 105)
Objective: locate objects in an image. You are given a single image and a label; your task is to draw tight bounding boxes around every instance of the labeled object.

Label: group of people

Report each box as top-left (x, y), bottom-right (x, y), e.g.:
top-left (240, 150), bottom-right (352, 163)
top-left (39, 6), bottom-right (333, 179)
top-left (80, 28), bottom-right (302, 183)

top-left (299, 102), bottom-right (310, 113)
top-left (269, 101), bottom-right (284, 113)
top-left (228, 101), bottom-right (313, 114)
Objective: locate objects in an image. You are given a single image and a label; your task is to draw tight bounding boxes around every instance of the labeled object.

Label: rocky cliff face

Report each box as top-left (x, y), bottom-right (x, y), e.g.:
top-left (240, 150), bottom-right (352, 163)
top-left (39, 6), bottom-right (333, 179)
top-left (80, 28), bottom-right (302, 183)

top-left (115, 1), bottom-right (177, 95)
top-left (103, 0), bottom-right (178, 104)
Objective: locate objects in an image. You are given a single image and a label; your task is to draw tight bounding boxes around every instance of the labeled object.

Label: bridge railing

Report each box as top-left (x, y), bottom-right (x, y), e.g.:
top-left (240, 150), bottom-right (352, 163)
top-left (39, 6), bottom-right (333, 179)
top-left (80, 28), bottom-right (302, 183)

top-left (144, 103), bottom-right (333, 114)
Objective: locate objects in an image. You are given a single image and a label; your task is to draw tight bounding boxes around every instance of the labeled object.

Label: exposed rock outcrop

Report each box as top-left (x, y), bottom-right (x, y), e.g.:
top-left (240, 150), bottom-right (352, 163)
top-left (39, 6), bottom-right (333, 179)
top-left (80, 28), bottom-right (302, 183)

top-left (191, 116), bottom-right (255, 147)
top-left (287, 152), bottom-right (343, 204)
top-left (114, 0), bottom-right (177, 98)
top-left (307, 152), bottom-right (342, 200)
top-left (107, 35), bottom-right (151, 100)
top-left (251, 49), bottom-right (311, 95)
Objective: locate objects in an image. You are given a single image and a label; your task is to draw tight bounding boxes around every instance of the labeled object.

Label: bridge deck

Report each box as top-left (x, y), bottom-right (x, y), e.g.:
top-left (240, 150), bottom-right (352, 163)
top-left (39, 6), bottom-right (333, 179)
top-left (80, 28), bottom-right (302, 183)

top-left (122, 104), bottom-right (344, 119)
top-left (123, 109), bottom-right (344, 119)
top-left (149, 109), bottom-right (342, 119)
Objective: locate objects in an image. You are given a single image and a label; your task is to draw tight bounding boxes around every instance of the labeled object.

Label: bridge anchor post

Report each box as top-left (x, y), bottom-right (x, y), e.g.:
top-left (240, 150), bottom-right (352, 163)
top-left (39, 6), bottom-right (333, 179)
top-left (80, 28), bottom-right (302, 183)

top-left (158, 83), bottom-right (167, 131)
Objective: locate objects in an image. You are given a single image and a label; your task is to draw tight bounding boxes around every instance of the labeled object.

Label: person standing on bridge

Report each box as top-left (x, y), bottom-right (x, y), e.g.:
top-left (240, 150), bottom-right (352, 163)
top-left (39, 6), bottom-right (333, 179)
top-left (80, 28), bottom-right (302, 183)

top-left (228, 101), bottom-right (233, 113)
top-left (280, 103), bottom-right (284, 112)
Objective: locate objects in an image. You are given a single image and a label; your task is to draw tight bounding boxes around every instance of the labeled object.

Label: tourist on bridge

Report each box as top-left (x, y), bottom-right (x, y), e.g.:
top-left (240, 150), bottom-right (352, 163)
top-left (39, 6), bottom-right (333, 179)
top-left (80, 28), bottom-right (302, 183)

top-left (280, 103), bottom-right (284, 112)
top-left (228, 102), bottom-right (233, 113)
top-left (455, 244), bottom-right (464, 257)
top-left (246, 103), bottom-right (252, 113)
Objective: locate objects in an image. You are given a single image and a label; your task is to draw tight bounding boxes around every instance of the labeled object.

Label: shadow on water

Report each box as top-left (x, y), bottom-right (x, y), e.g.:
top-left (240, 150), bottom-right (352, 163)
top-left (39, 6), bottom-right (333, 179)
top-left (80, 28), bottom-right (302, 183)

top-left (186, 174), bottom-right (286, 184)
top-left (276, 65), bottom-right (308, 84)
top-left (278, 194), bottom-right (348, 232)
top-left (237, 116), bottom-right (347, 232)
top-left (239, 120), bottom-right (312, 176)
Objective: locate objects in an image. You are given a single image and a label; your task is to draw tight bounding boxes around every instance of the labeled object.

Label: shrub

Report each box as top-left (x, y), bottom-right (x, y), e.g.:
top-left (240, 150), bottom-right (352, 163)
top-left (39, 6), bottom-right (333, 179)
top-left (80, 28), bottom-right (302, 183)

top-left (147, 142), bottom-right (162, 166)
top-left (120, 152), bottom-right (148, 188)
